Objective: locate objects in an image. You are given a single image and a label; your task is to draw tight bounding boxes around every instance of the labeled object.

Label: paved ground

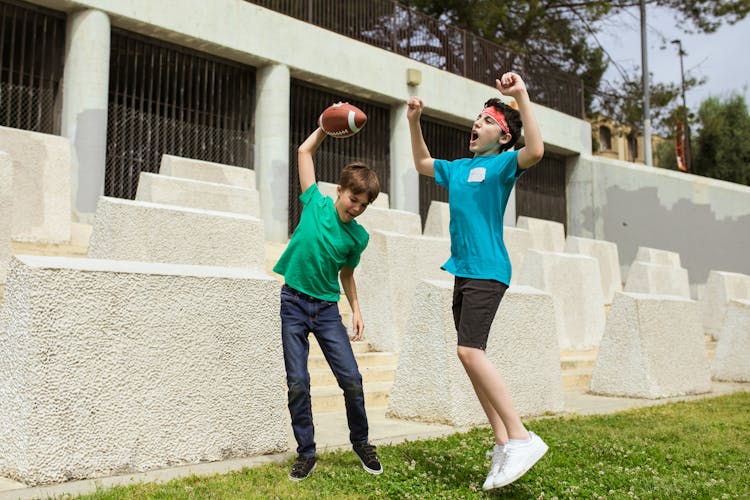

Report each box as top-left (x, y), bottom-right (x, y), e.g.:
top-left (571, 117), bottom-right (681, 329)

top-left (0, 381), bottom-right (747, 500)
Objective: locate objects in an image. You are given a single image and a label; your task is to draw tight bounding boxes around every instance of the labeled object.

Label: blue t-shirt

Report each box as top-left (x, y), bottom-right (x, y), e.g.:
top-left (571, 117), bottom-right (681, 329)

top-left (433, 150), bottom-right (523, 285)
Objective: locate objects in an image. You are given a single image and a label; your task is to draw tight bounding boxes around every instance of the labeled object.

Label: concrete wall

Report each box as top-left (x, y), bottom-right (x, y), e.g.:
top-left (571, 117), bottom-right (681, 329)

top-left (88, 197), bottom-right (265, 270)
top-left (160, 155), bottom-right (256, 190)
top-left (0, 152), bottom-right (11, 284)
top-left (568, 155), bottom-right (750, 289)
top-left (0, 127), bottom-right (73, 244)
top-left (0, 255), bottom-right (287, 485)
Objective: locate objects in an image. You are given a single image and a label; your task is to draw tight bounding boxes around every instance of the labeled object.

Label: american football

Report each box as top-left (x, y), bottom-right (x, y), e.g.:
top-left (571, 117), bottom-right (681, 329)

top-left (319, 102), bottom-right (367, 138)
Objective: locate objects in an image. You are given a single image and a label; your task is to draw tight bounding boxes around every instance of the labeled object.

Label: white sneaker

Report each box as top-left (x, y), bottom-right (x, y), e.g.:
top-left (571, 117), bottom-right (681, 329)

top-left (492, 432), bottom-right (548, 488)
top-left (482, 444), bottom-right (507, 491)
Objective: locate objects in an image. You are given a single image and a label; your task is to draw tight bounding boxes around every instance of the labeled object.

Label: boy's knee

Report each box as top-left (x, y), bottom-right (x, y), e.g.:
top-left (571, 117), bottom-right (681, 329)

top-left (456, 345), bottom-right (483, 363)
top-left (337, 374), bottom-right (363, 395)
top-left (287, 377), bottom-right (310, 397)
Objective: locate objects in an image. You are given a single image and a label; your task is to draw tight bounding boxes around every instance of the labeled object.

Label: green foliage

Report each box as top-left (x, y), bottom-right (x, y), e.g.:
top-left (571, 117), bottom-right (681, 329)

top-left (655, 137), bottom-right (679, 170)
top-left (692, 93), bottom-right (750, 185)
top-left (76, 393), bottom-right (750, 499)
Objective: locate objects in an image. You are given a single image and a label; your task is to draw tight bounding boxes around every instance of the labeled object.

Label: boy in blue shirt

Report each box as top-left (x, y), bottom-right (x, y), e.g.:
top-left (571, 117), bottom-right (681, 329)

top-left (406, 71), bottom-right (547, 491)
top-left (273, 126), bottom-right (383, 481)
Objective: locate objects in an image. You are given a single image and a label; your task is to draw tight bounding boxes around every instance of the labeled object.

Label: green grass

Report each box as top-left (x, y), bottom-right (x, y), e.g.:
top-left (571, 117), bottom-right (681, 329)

top-left (76, 392), bottom-right (750, 499)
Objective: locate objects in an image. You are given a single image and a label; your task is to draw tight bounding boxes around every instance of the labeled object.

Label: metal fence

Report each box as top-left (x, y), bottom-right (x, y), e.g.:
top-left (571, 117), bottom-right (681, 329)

top-left (288, 81), bottom-right (390, 233)
top-left (0, 0), bottom-right (65, 134)
top-left (418, 116), bottom-right (469, 227)
top-left (515, 155), bottom-right (567, 231)
top-left (249, 0), bottom-right (584, 118)
top-left (106, 29), bottom-right (256, 199)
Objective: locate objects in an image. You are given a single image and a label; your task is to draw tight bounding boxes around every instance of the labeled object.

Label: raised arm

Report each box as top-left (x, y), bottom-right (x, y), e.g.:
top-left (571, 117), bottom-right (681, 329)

top-left (339, 265), bottom-right (364, 341)
top-left (406, 96), bottom-right (435, 177)
top-left (496, 72), bottom-right (544, 170)
top-left (297, 127), bottom-right (328, 192)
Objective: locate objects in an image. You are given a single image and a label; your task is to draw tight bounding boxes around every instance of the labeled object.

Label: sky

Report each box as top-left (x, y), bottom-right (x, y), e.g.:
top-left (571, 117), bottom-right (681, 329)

top-left (594, 5), bottom-right (750, 112)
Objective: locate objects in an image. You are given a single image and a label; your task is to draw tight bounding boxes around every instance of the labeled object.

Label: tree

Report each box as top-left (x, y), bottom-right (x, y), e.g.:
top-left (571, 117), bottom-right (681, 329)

top-left (402, 0), bottom-right (750, 118)
top-left (692, 94), bottom-right (750, 186)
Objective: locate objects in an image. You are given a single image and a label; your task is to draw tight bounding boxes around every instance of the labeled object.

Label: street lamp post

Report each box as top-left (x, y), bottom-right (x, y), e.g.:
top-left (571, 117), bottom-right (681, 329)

top-left (671, 39), bottom-right (691, 172)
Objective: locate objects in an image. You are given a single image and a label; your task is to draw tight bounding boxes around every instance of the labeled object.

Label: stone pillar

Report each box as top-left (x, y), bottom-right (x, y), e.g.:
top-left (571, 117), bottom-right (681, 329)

top-left (389, 103), bottom-right (419, 214)
top-left (254, 64), bottom-right (290, 242)
top-left (61, 9), bottom-right (110, 224)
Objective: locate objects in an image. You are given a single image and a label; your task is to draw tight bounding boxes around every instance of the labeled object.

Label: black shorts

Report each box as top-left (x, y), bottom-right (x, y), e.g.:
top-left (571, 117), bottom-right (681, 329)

top-left (452, 276), bottom-right (508, 350)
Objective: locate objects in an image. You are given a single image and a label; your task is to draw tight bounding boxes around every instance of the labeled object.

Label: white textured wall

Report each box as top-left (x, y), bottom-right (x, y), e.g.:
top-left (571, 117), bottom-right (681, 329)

top-left (504, 226), bottom-right (531, 284)
top-left (517, 216), bottom-right (565, 253)
top-left (160, 155), bottom-right (256, 190)
top-left (317, 181), bottom-right (389, 208)
top-left (0, 126), bottom-right (72, 243)
top-left (565, 235), bottom-right (623, 304)
top-left (423, 200), bottom-right (450, 238)
top-left (387, 280), bottom-right (562, 426)
top-left (635, 246), bottom-right (681, 267)
top-left (88, 197), bottom-right (265, 270)
top-left (700, 270), bottom-right (750, 339)
top-left (517, 250), bottom-right (606, 350)
top-left (356, 206), bottom-right (422, 236)
top-left (624, 261), bottom-right (691, 298)
top-left (0, 255), bottom-right (287, 486)
top-left (0, 151), bottom-right (11, 284)
top-left (567, 155), bottom-right (750, 286)
top-left (356, 230), bottom-right (450, 352)
top-left (590, 292), bottom-right (711, 398)
top-left (712, 299), bottom-right (750, 382)
top-left (136, 173), bottom-right (260, 218)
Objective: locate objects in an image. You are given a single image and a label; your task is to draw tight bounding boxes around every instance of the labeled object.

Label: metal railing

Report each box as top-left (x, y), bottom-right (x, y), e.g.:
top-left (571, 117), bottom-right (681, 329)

top-left (249, 0), bottom-right (584, 118)
top-left (0, 0), bottom-right (65, 134)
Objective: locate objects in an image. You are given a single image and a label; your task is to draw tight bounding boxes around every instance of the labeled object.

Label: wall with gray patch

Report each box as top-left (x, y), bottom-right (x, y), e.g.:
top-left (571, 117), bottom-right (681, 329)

top-left (567, 155), bottom-right (750, 291)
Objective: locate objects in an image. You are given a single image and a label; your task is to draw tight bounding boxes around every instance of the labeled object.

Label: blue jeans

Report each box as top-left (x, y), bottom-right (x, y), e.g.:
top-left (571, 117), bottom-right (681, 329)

top-left (280, 284), bottom-right (369, 458)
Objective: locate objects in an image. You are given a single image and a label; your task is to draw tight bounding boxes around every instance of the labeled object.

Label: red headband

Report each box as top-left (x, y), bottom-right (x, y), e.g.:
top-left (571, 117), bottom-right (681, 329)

top-left (481, 107), bottom-right (510, 135)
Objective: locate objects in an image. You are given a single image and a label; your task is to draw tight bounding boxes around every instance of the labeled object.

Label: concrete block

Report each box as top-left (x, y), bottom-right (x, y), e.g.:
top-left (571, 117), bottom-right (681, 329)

top-left (356, 231), bottom-right (450, 352)
top-left (387, 280), bottom-right (563, 426)
top-left (635, 246), bottom-right (681, 267)
top-left (0, 126), bottom-right (72, 244)
top-left (0, 255), bottom-right (287, 485)
top-left (423, 200), bottom-right (450, 237)
top-left (159, 154), bottom-right (256, 190)
top-left (356, 206), bottom-right (422, 236)
top-left (135, 173), bottom-right (260, 217)
top-left (317, 181), bottom-right (389, 208)
top-left (504, 226), bottom-right (531, 283)
top-left (565, 235), bottom-right (623, 304)
top-left (624, 261), bottom-right (691, 298)
top-left (88, 197), bottom-right (265, 270)
top-left (0, 151), bottom-right (11, 284)
top-left (700, 270), bottom-right (750, 338)
top-left (712, 299), bottom-right (750, 382)
top-left (517, 216), bottom-right (565, 253)
top-left (590, 292), bottom-right (711, 398)
top-left (517, 250), bottom-right (606, 350)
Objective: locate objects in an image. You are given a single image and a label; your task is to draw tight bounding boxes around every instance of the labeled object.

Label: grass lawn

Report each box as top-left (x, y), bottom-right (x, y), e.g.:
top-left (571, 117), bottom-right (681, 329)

top-left (77, 392), bottom-right (749, 499)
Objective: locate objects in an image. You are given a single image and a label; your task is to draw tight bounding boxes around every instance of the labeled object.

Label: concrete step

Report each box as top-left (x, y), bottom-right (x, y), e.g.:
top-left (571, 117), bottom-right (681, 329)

top-left (560, 354), bottom-right (597, 371)
top-left (309, 337), bottom-right (372, 355)
top-left (562, 368), bottom-right (592, 390)
top-left (309, 352), bottom-right (399, 371)
top-left (311, 381), bottom-right (393, 413)
top-left (310, 365), bottom-right (396, 386)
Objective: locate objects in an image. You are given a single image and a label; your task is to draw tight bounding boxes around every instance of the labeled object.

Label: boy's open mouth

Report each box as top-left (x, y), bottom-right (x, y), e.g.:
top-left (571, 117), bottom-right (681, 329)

top-left (471, 131), bottom-right (479, 143)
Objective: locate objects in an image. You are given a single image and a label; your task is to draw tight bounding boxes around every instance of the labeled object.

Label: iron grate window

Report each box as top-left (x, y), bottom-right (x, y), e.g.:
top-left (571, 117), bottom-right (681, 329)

top-left (288, 81), bottom-right (390, 234)
top-left (106, 29), bottom-right (256, 200)
top-left (418, 116), bottom-right (470, 228)
top-left (0, 0), bottom-right (64, 134)
top-left (515, 154), bottom-right (567, 232)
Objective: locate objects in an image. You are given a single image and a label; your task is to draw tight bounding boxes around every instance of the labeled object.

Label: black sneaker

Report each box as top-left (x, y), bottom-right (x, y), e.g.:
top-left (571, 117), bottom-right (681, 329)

top-left (289, 456), bottom-right (316, 481)
top-left (353, 442), bottom-right (383, 475)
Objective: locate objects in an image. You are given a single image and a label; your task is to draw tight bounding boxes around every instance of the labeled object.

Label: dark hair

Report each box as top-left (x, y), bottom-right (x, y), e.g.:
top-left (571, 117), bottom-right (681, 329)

top-left (339, 162), bottom-right (380, 204)
top-left (483, 98), bottom-right (522, 152)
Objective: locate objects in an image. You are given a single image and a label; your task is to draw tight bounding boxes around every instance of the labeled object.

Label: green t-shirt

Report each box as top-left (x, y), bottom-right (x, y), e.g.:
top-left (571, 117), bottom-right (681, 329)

top-left (273, 184), bottom-right (369, 301)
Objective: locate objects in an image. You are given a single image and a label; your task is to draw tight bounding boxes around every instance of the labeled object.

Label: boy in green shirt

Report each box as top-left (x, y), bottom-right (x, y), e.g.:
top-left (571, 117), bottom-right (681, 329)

top-left (273, 126), bottom-right (383, 481)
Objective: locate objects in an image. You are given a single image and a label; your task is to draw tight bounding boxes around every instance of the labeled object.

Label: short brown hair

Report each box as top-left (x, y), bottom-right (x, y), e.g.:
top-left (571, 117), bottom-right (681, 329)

top-left (338, 162), bottom-right (380, 204)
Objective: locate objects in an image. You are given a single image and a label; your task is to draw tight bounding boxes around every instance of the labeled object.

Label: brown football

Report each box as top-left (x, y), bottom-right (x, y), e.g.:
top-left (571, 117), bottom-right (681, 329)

top-left (319, 102), bottom-right (367, 139)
